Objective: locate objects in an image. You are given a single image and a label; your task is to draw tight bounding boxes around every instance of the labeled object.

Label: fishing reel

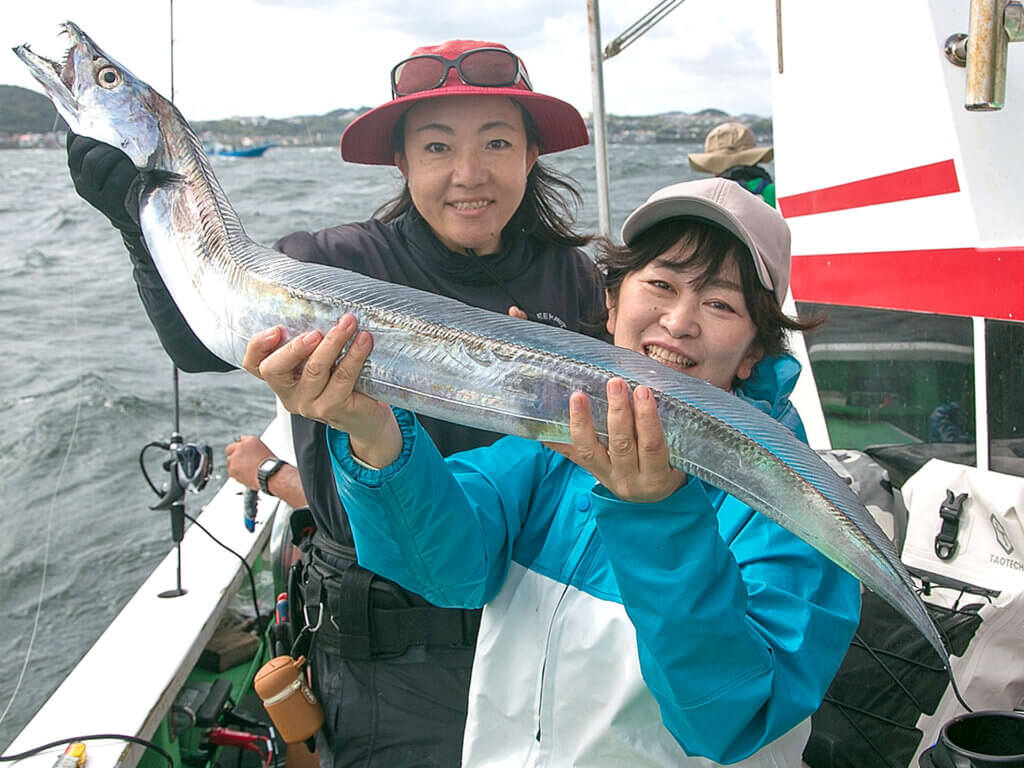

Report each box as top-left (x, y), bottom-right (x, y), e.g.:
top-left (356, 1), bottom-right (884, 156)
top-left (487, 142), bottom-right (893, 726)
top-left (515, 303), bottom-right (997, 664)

top-left (173, 439), bottom-right (214, 494)
top-left (141, 432), bottom-right (214, 508)
top-left (139, 430), bottom-right (213, 598)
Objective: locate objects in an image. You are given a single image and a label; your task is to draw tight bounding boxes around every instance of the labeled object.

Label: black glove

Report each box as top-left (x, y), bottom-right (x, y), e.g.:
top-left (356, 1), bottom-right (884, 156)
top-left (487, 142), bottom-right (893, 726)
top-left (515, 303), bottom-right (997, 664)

top-left (66, 129), bottom-right (142, 237)
top-left (65, 130), bottom-right (231, 371)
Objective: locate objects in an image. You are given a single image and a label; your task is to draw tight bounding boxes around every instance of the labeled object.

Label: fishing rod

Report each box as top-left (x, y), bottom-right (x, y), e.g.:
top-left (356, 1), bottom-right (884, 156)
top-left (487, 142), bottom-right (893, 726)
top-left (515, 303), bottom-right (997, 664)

top-left (138, 364), bottom-right (213, 598)
top-left (135, 0), bottom-right (213, 598)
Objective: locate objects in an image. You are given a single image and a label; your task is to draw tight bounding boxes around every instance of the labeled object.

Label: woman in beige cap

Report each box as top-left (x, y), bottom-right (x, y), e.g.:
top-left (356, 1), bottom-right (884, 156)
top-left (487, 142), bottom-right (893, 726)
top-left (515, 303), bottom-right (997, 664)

top-left (250, 177), bottom-right (858, 767)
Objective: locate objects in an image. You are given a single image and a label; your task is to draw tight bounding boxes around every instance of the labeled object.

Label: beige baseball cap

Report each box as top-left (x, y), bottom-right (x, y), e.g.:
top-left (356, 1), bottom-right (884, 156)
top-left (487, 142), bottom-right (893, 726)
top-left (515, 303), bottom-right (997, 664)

top-left (688, 122), bottom-right (773, 176)
top-left (620, 177), bottom-right (791, 306)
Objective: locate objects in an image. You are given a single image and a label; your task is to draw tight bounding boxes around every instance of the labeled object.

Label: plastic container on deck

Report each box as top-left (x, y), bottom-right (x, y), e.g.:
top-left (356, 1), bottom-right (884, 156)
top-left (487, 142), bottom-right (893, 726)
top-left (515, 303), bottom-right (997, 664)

top-left (919, 710), bottom-right (1024, 768)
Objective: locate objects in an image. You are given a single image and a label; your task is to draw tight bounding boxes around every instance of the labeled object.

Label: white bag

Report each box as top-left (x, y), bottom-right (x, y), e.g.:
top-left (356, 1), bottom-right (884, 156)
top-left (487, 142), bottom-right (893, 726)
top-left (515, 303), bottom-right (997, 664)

top-left (900, 459), bottom-right (1024, 765)
top-left (804, 454), bottom-right (1024, 768)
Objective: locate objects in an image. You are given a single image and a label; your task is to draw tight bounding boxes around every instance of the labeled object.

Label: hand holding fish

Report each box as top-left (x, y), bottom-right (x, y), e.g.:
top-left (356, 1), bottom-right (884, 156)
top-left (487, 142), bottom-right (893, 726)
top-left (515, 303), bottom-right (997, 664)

top-left (245, 316), bottom-right (403, 469)
top-left (548, 380), bottom-right (688, 503)
top-left (65, 131), bottom-right (141, 237)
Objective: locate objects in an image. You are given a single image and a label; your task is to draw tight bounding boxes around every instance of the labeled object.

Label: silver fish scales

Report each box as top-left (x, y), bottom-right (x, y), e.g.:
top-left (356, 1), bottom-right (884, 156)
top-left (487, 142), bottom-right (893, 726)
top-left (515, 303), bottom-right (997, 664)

top-left (15, 21), bottom-right (956, 678)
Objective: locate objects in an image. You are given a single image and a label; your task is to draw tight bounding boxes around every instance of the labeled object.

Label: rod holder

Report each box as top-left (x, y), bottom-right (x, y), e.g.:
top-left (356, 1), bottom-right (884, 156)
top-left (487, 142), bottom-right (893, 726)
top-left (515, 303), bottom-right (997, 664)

top-left (964, 0), bottom-right (1024, 110)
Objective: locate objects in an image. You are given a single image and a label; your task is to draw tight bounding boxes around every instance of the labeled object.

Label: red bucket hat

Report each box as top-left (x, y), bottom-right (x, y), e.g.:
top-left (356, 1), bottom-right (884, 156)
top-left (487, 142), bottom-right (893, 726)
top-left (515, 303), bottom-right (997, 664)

top-left (340, 39), bottom-right (590, 166)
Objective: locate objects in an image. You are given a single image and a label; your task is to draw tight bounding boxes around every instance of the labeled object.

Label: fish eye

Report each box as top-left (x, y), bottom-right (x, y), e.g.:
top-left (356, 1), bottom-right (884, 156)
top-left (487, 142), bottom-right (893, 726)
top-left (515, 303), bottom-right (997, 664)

top-left (96, 64), bottom-right (122, 89)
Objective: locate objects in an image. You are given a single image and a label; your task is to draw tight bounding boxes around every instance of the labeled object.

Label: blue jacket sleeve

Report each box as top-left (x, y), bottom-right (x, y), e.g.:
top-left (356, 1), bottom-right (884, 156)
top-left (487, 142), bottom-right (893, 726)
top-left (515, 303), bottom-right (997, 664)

top-left (326, 409), bottom-right (549, 607)
top-left (593, 478), bottom-right (860, 763)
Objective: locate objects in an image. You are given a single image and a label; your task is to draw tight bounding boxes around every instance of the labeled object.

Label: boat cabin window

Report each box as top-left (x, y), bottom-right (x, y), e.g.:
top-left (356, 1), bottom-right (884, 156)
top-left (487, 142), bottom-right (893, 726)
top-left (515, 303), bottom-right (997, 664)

top-left (797, 304), bottom-right (1024, 484)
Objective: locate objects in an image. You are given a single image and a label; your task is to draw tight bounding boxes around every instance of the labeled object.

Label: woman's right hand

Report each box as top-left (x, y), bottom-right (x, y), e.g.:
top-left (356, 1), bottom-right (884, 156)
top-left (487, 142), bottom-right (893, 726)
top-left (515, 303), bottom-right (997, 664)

top-left (547, 378), bottom-right (687, 503)
top-left (243, 314), bottom-right (403, 468)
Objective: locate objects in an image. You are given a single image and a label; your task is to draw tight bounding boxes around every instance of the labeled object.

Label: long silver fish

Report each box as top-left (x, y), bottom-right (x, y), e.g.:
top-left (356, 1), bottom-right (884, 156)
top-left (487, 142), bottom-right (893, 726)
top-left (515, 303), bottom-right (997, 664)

top-left (15, 23), bottom-right (953, 675)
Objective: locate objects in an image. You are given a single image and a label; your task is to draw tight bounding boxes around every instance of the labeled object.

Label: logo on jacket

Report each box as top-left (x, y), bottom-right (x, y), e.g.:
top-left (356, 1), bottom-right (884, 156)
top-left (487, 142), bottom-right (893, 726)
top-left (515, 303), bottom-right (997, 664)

top-left (990, 511), bottom-right (1015, 555)
top-left (535, 311), bottom-right (567, 329)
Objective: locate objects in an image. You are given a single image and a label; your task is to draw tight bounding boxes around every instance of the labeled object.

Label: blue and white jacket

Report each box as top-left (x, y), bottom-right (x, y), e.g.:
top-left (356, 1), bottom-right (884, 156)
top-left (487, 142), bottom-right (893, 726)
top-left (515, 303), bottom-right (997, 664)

top-left (327, 355), bottom-right (860, 766)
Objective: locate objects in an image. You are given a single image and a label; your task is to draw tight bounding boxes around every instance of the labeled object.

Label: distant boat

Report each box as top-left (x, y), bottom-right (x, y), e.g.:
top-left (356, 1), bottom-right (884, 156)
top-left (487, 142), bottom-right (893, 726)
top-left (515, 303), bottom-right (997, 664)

top-left (206, 142), bottom-right (275, 157)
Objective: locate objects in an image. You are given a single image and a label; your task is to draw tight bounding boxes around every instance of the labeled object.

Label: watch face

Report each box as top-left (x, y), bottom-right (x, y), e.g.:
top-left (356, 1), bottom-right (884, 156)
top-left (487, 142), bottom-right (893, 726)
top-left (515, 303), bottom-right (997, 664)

top-left (260, 458), bottom-right (279, 472)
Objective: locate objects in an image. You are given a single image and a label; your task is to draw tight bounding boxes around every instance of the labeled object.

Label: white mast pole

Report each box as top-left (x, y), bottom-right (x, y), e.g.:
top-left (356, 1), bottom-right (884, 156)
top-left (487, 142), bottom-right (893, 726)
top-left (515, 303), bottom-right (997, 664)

top-left (169, 0), bottom-right (175, 103)
top-left (587, 0), bottom-right (612, 239)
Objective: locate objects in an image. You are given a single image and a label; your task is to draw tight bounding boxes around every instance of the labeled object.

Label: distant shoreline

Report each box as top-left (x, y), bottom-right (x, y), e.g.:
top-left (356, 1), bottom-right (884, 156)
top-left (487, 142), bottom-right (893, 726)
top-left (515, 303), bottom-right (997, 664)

top-left (0, 83), bottom-right (771, 151)
top-left (0, 134), bottom-right (771, 151)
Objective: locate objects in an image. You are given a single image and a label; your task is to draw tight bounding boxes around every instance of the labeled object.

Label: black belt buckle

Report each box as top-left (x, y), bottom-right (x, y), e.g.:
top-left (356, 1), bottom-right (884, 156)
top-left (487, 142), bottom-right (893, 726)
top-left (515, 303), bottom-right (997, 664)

top-left (934, 489), bottom-right (968, 561)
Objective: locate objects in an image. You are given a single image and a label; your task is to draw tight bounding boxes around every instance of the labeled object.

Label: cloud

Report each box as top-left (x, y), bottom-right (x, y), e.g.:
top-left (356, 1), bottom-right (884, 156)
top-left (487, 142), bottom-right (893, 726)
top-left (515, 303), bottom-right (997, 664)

top-left (252, 0), bottom-right (584, 41)
top-left (3, 0), bottom-right (775, 120)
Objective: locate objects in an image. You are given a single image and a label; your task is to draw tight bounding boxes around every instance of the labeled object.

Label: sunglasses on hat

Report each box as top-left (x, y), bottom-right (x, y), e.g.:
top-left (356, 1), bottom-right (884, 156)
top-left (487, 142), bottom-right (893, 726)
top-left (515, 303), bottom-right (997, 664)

top-left (390, 47), bottom-right (533, 99)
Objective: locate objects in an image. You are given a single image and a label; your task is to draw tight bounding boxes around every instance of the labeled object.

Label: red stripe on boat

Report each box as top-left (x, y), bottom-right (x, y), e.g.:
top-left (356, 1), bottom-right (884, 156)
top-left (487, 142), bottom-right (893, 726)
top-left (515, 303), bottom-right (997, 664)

top-left (791, 247), bottom-right (1024, 321)
top-left (778, 160), bottom-right (960, 218)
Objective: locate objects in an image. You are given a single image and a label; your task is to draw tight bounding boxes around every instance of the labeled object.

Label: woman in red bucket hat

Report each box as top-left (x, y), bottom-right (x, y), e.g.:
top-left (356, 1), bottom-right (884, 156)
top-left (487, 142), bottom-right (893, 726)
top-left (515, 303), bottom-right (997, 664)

top-left (64, 37), bottom-right (606, 767)
top-left (342, 40), bottom-right (589, 165)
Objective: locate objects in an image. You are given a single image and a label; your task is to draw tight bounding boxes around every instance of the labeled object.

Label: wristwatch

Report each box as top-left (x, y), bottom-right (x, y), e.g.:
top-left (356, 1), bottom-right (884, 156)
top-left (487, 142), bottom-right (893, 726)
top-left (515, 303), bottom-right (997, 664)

top-left (257, 457), bottom-right (288, 496)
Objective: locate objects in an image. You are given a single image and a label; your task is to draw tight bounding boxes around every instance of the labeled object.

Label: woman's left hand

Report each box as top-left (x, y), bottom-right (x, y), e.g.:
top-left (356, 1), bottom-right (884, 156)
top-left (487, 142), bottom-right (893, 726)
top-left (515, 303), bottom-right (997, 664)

top-left (548, 378), bottom-right (687, 503)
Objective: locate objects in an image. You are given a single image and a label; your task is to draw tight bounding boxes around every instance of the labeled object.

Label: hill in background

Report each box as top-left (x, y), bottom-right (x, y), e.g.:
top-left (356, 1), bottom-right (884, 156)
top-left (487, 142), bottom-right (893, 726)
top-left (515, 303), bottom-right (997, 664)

top-left (1, 84), bottom-right (771, 149)
top-left (0, 84), bottom-right (68, 134)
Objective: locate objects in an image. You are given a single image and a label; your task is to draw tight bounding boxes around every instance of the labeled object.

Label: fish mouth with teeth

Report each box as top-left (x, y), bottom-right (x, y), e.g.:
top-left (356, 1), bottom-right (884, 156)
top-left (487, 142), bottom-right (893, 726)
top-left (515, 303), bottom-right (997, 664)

top-left (12, 25), bottom-right (82, 116)
top-left (644, 344), bottom-right (696, 370)
top-left (14, 21), bottom-right (165, 171)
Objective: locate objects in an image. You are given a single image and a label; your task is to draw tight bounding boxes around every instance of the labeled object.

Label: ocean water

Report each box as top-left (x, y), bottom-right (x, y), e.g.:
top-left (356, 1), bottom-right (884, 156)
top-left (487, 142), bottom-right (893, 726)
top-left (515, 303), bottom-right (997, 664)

top-left (0, 141), bottom-right (709, 746)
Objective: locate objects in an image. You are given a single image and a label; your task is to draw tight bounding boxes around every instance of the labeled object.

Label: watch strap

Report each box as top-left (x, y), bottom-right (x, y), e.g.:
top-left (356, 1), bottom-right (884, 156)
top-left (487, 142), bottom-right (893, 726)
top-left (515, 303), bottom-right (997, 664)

top-left (258, 457), bottom-right (287, 495)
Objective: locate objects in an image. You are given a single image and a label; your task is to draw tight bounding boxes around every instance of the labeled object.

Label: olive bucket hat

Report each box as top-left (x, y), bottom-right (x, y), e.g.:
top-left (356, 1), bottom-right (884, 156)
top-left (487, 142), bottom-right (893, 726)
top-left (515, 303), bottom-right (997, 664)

top-left (687, 122), bottom-right (774, 176)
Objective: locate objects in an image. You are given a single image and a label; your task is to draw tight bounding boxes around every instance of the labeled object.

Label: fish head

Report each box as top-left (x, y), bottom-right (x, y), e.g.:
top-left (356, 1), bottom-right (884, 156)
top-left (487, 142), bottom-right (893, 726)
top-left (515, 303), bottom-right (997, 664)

top-left (13, 21), bottom-right (165, 170)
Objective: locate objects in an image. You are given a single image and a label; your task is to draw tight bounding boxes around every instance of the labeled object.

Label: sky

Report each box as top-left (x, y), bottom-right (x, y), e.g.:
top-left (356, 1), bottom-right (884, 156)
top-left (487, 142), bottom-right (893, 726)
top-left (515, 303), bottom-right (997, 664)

top-left (3, 0), bottom-right (777, 122)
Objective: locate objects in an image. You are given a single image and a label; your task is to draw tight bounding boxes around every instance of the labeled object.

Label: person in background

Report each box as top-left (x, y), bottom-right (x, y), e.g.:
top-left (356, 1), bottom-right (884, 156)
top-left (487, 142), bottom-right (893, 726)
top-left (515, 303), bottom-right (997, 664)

top-left (928, 401), bottom-right (974, 443)
top-left (249, 177), bottom-right (860, 766)
top-left (689, 121), bottom-right (777, 207)
top-left (225, 434), bottom-right (308, 507)
top-left (65, 38), bottom-right (606, 767)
